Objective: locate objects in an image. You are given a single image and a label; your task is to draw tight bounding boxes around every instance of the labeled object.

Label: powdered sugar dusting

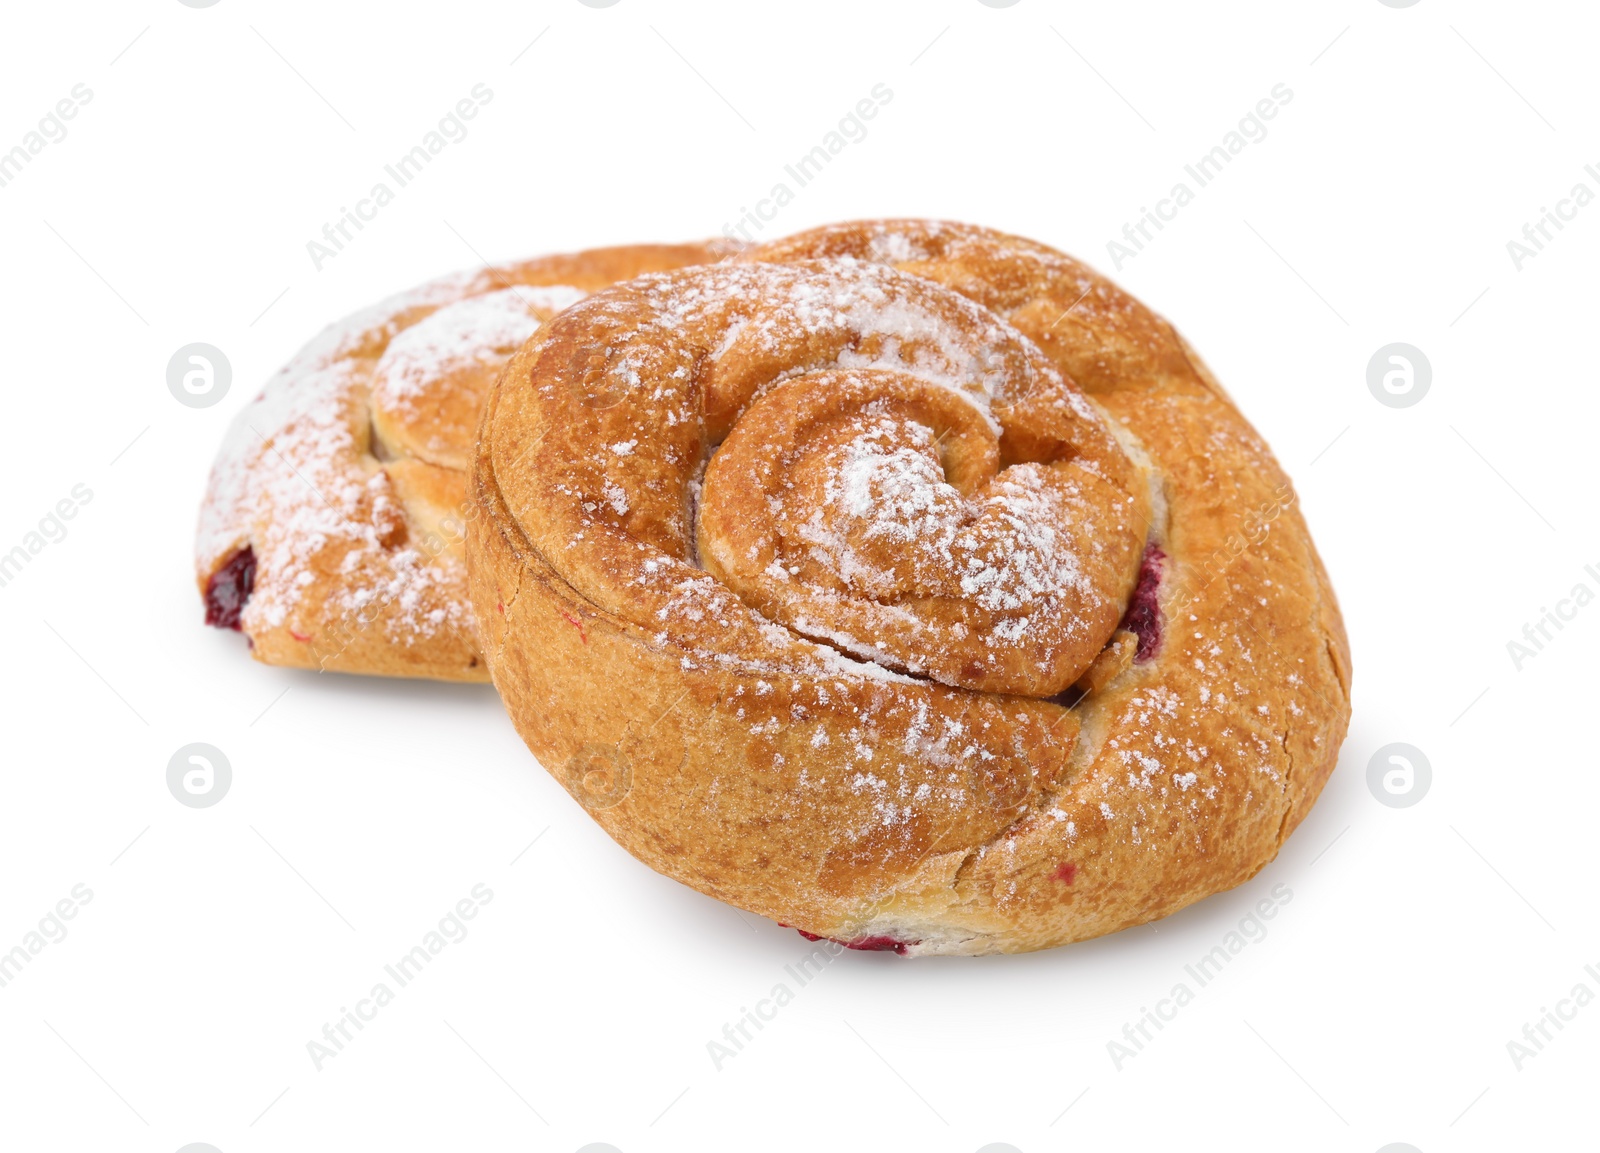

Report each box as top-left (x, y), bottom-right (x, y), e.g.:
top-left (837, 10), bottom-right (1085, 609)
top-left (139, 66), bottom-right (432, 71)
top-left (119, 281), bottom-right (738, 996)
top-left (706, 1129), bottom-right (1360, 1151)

top-left (798, 417), bottom-right (1093, 625)
top-left (197, 358), bottom-right (469, 643)
top-left (197, 272), bottom-right (593, 652)
top-left (373, 289), bottom-right (545, 402)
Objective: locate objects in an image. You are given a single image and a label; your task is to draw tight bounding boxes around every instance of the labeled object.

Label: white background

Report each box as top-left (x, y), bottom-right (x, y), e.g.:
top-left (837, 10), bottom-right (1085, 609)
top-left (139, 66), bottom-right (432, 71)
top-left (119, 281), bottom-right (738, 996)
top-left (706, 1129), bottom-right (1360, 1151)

top-left (1, 1), bottom-right (1595, 1151)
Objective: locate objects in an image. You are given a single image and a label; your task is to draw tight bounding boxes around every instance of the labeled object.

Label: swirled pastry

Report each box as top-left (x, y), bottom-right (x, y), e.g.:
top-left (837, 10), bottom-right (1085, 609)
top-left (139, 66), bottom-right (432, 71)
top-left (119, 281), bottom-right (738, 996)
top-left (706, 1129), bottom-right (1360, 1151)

top-left (468, 220), bottom-right (1351, 954)
top-left (195, 242), bottom-right (733, 681)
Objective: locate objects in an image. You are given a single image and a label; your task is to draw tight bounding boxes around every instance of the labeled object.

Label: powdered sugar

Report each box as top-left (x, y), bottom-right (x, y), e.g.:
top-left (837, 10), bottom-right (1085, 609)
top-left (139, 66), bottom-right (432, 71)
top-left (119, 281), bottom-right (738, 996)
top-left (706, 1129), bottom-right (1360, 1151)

top-left (197, 271), bottom-right (593, 653)
top-left (197, 358), bottom-right (469, 644)
top-left (800, 417), bottom-right (1091, 625)
top-left (372, 288), bottom-right (546, 403)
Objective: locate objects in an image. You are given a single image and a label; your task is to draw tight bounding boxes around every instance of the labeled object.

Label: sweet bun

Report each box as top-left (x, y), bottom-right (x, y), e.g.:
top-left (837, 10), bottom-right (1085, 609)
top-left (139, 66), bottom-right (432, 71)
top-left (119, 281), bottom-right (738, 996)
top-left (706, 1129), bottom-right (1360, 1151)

top-left (468, 219), bottom-right (1351, 954)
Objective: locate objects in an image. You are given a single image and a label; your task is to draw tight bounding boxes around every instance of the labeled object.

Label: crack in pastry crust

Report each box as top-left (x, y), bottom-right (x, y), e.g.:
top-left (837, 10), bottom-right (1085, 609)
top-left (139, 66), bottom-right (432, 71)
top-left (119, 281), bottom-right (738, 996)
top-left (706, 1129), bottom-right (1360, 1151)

top-left (194, 242), bottom-right (736, 681)
top-left (469, 220), bottom-right (1352, 954)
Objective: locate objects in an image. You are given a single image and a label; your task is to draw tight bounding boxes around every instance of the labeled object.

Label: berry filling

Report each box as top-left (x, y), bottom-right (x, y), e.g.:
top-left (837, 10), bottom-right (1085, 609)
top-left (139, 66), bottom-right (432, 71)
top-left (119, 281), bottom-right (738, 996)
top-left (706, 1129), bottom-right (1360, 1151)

top-left (1051, 861), bottom-right (1078, 884)
top-left (845, 935), bottom-right (912, 954)
top-left (783, 925), bottom-right (915, 955)
top-left (204, 546), bottom-right (256, 631)
top-left (1121, 543), bottom-right (1165, 662)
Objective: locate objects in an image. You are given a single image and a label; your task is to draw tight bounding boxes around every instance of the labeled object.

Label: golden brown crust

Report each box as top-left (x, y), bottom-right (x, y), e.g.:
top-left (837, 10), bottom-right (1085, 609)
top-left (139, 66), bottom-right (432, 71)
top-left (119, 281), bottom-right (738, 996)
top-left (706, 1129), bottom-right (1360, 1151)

top-left (469, 220), bottom-right (1351, 954)
top-left (194, 241), bottom-right (736, 681)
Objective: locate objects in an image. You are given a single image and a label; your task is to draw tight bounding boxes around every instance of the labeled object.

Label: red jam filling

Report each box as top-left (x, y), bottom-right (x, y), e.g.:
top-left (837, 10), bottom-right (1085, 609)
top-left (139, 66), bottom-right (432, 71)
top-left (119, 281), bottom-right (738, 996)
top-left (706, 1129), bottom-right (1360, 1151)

top-left (1052, 861), bottom-right (1078, 884)
top-left (204, 546), bottom-right (256, 631)
top-left (783, 925), bottom-right (915, 955)
top-left (1122, 543), bottom-right (1165, 662)
top-left (845, 935), bottom-right (912, 954)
